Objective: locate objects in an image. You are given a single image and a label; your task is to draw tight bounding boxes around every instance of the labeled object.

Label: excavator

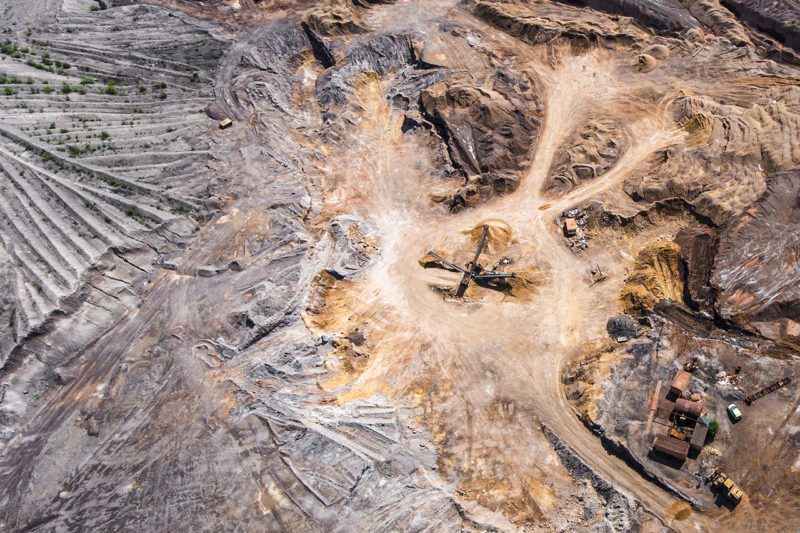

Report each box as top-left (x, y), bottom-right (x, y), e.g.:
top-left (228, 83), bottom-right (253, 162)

top-left (427, 224), bottom-right (516, 297)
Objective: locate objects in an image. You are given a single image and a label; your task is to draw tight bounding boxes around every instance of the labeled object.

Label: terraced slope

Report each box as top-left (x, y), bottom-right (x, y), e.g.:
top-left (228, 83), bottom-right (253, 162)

top-left (0, 3), bottom-right (225, 362)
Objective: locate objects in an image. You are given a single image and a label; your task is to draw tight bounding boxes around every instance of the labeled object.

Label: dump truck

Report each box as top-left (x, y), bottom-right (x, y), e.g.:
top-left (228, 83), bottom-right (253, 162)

top-left (710, 470), bottom-right (745, 504)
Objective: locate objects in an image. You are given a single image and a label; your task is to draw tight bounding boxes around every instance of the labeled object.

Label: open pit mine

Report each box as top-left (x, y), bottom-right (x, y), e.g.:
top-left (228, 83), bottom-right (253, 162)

top-left (1, 0), bottom-right (799, 531)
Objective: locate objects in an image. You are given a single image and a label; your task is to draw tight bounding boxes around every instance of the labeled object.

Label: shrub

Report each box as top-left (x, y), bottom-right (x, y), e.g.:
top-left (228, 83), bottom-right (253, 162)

top-left (707, 419), bottom-right (719, 439)
top-left (80, 76), bottom-right (95, 85)
top-left (60, 82), bottom-right (72, 94)
top-left (104, 81), bottom-right (116, 95)
top-left (99, 131), bottom-right (109, 141)
top-left (4, 86), bottom-right (15, 96)
top-left (42, 85), bottom-right (53, 94)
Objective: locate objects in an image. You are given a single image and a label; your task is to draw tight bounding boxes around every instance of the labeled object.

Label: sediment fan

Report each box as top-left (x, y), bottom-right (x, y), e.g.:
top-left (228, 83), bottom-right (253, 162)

top-left (427, 224), bottom-right (516, 297)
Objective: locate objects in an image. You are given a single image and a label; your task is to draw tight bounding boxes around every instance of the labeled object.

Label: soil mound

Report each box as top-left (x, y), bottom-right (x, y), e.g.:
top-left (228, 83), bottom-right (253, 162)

top-left (421, 83), bottom-right (538, 210)
top-left (466, 219), bottom-right (513, 253)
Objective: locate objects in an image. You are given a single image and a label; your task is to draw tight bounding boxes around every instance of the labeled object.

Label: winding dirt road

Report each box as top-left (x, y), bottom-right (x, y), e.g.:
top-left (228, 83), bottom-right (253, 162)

top-left (316, 45), bottom-right (698, 528)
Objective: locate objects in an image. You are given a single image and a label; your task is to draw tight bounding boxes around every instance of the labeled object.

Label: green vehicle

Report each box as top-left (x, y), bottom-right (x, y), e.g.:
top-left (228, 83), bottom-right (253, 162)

top-left (727, 403), bottom-right (742, 422)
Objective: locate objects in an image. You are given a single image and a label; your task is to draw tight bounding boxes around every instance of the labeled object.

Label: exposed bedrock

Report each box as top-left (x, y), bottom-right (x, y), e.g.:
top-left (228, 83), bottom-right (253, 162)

top-left (324, 215), bottom-right (379, 279)
top-left (420, 82), bottom-right (539, 210)
top-left (315, 33), bottom-right (446, 126)
top-left (711, 169), bottom-right (800, 341)
top-left (561, 0), bottom-right (700, 33)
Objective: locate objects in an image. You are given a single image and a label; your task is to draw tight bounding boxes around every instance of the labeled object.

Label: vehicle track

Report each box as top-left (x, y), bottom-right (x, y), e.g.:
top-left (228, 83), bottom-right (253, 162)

top-left (316, 46), bottom-right (702, 529)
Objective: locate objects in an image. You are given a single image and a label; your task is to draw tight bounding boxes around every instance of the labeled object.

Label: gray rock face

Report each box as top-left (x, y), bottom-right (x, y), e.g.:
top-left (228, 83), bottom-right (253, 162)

top-left (326, 215), bottom-right (379, 279)
top-left (606, 314), bottom-right (642, 340)
top-left (721, 0), bottom-right (800, 51)
top-left (0, 6), bottom-right (466, 531)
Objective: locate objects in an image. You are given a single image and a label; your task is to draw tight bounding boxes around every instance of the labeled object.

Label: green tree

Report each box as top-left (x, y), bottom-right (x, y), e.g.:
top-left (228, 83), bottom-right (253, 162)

top-left (707, 419), bottom-right (719, 439)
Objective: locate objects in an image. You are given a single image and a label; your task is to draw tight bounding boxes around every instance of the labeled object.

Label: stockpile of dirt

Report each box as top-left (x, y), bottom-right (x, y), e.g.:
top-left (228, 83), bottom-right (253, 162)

top-left (304, 0), bottom-right (370, 36)
top-left (620, 241), bottom-right (684, 314)
top-left (421, 83), bottom-right (539, 210)
top-left (548, 121), bottom-right (623, 193)
top-left (626, 90), bottom-right (800, 226)
top-left (679, 0), bottom-right (752, 47)
top-left (471, 0), bottom-right (647, 45)
top-left (466, 219), bottom-right (513, 253)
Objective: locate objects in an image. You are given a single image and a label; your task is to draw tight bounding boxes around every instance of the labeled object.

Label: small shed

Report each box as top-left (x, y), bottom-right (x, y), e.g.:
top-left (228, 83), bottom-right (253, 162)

top-left (652, 434), bottom-right (690, 460)
top-left (670, 370), bottom-right (692, 396)
top-left (675, 398), bottom-right (703, 419)
top-left (690, 417), bottom-right (710, 450)
top-left (563, 218), bottom-right (578, 237)
top-left (218, 118), bottom-right (233, 129)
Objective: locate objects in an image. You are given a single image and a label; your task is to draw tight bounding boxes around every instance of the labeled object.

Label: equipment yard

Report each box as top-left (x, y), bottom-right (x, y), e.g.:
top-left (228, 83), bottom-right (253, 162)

top-left (0, 0), bottom-right (799, 531)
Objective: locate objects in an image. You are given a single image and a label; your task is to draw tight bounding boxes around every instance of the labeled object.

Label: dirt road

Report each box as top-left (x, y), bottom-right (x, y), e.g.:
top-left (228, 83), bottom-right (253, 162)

top-left (0, 4), bottom-right (701, 529)
top-left (315, 44), bottom-right (700, 528)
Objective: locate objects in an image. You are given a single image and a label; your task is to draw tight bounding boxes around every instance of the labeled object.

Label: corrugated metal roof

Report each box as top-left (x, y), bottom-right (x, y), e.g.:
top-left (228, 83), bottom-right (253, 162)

top-left (675, 398), bottom-right (703, 418)
top-left (653, 434), bottom-right (690, 457)
top-left (690, 423), bottom-right (708, 449)
top-left (670, 370), bottom-right (692, 392)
